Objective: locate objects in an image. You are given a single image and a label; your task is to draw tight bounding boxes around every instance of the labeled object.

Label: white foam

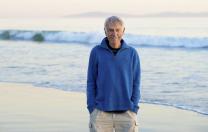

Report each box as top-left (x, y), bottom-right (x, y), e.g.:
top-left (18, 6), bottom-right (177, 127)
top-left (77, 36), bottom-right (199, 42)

top-left (1, 30), bottom-right (208, 48)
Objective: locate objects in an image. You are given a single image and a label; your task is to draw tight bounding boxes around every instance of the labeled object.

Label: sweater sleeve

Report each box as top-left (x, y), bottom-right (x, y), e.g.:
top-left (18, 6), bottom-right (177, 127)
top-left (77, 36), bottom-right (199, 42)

top-left (131, 49), bottom-right (141, 113)
top-left (87, 47), bottom-right (98, 113)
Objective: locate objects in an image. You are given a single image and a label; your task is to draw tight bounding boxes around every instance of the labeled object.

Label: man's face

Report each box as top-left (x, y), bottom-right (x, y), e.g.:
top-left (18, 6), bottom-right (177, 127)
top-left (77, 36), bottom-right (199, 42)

top-left (105, 22), bottom-right (125, 45)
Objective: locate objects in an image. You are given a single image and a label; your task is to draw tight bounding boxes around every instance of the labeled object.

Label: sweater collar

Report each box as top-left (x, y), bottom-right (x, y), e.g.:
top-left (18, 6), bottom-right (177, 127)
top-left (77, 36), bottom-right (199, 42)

top-left (100, 37), bottom-right (129, 50)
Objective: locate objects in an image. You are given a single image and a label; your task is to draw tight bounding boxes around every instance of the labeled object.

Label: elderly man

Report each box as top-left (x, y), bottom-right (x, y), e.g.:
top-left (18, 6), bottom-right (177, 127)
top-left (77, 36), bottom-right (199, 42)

top-left (87, 16), bottom-right (141, 132)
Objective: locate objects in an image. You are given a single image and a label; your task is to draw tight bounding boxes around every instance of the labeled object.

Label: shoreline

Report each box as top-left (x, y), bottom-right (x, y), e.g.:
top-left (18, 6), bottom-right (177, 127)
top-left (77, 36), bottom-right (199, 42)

top-left (3, 81), bottom-right (207, 116)
top-left (140, 102), bottom-right (208, 116)
top-left (0, 82), bottom-right (208, 132)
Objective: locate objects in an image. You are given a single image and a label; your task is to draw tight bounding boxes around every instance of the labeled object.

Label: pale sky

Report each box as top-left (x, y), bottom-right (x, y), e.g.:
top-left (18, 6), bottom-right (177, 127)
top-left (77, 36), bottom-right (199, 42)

top-left (0, 0), bottom-right (207, 18)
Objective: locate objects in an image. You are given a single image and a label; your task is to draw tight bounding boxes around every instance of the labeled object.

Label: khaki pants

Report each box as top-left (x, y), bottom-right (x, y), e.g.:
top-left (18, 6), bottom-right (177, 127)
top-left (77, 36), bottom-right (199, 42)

top-left (89, 109), bottom-right (139, 132)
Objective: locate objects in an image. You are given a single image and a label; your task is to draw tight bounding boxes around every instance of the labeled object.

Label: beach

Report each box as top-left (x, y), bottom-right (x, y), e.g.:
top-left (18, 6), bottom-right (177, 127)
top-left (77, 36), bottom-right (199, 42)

top-left (0, 82), bottom-right (207, 132)
top-left (0, 0), bottom-right (208, 131)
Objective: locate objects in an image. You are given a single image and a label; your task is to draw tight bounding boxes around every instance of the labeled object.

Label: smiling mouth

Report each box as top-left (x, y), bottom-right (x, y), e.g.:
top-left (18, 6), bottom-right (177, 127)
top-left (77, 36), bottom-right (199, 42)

top-left (110, 38), bottom-right (118, 41)
top-left (111, 37), bottom-right (119, 39)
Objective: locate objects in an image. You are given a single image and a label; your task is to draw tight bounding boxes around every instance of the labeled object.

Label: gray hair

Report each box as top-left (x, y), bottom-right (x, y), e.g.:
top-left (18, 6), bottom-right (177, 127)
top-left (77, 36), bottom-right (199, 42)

top-left (104, 16), bottom-right (124, 29)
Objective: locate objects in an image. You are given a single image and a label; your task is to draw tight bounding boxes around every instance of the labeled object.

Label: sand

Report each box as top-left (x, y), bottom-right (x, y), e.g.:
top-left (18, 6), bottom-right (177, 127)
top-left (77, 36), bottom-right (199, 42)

top-left (0, 82), bottom-right (207, 132)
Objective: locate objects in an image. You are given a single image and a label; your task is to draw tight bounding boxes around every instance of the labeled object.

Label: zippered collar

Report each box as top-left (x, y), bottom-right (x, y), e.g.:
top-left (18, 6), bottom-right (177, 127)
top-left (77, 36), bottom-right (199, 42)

top-left (100, 37), bottom-right (130, 50)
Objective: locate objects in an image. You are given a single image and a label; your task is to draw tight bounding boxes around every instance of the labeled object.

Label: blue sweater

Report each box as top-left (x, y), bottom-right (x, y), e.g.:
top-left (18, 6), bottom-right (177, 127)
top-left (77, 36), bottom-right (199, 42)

top-left (87, 38), bottom-right (141, 114)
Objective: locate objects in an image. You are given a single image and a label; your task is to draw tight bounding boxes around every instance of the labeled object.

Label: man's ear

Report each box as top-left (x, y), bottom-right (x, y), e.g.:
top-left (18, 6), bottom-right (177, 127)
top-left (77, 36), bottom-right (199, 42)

top-left (123, 27), bottom-right (125, 33)
top-left (104, 28), bottom-right (107, 36)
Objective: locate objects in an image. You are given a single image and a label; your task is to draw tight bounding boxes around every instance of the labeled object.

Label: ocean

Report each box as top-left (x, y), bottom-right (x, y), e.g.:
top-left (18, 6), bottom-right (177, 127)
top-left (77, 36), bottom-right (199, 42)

top-left (0, 17), bottom-right (207, 115)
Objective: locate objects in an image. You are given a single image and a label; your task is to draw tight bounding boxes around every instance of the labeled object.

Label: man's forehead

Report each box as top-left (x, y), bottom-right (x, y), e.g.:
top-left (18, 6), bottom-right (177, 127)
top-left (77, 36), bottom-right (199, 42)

top-left (106, 22), bottom-right (124, 28)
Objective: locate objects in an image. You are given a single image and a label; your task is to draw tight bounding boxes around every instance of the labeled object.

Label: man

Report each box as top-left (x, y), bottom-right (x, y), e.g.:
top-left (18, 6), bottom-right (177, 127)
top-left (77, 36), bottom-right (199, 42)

top-left (87, 16), bottom-right (141, 132)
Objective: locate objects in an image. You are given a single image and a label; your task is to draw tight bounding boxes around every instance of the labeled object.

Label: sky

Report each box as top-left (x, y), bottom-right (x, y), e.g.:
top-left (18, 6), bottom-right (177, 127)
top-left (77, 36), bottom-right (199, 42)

top-left (0, 0), bottom-right (208, 18)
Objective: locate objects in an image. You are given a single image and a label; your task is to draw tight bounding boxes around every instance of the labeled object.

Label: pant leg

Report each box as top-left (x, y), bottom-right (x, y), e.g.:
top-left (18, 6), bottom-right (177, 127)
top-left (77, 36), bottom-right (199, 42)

top-left (114, 111), bottom-right (139, 132)
top-left (89, 109), bottom-right (114, 132)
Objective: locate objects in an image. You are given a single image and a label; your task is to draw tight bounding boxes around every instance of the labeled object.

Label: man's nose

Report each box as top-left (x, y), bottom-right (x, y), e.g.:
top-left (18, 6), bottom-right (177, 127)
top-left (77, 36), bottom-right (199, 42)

top-left (112, 30), bottom-right (117, 35)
